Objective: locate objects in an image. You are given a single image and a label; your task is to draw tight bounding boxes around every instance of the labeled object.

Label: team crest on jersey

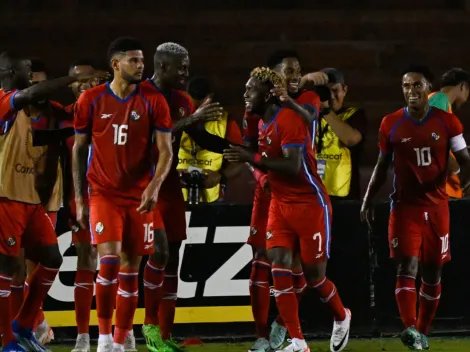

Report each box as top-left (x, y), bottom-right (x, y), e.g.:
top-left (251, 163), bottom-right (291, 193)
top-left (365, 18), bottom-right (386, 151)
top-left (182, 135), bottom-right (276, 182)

top-left (250, 227), bottom-right (257, 236)
top-left (391, 238), bottom-right (398, 248)
top-left (431, 132), bottom-right (440, 141)
top-left (95, 222), bottom-right (104, 235)
top-left (6, 237), bottom-right (16, 247)
top-left (266, 136), bottom-right (272, 145)
top-left (266, 231), bottom-right (273, 240)
top-left (262, 152), bottom-right (268, 158)
top-left (179, 107), bottom-right (185, 117)
top-left (130, 110), bottom-right (141, 121)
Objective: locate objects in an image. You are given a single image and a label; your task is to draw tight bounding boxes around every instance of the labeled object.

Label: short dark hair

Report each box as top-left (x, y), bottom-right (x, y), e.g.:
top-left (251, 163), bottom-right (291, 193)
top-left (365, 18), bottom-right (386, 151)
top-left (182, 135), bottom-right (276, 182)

top-left (402, 64), bottom-right (434, 83)
top-left (266, 49), bottom-right (300, 69)
top-left (107, 37), bottom-right (143, 63)
top-left (187, 76), bottom-right (212, 101)
top-left (440, 68), bottom-right (470, 88)
top-left (30, 59), bottom-right (47, 73)
top-left (0, 51), bottom-right (21, 72)
top-left (69, 58), bottom-right (95, 71)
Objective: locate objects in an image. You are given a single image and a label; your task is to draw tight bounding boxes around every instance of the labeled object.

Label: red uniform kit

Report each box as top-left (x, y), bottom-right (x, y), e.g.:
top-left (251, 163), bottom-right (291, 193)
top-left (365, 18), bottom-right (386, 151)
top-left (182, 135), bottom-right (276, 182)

top-left (244, 90), bottom-right (321, 250)
top-left (74, 82), bottom-right (172, 254)
top-left (260, 107), bottom-right (331, 263)
top-left (141, 79), bottom-right (195, 242)
top-left (379, 107), bottom-right (466, 264)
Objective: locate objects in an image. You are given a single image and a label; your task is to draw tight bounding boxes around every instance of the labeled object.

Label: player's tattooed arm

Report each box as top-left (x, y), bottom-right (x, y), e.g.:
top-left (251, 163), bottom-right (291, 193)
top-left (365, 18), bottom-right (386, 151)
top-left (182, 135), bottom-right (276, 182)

top-left (361, 152), bottom-right (392, 227)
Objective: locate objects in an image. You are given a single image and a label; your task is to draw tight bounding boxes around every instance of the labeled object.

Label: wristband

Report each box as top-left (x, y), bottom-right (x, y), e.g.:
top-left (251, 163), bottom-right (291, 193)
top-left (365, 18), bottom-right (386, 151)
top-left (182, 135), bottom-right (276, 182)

top-left (253, 153), bottom-right (262, 164)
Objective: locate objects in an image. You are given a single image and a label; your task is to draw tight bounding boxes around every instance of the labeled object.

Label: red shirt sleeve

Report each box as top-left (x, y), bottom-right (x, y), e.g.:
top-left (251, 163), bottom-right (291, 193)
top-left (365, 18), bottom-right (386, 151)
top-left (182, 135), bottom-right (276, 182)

top-left (448, 113), bottom-right (463, 137)
top-left (225, 119), bottom-right (243, 144)
top-left (378, 117), bottom-right (392, 155)
top-left (0, 90), bottom-right (19, 122)
top-left (74, 90), bottom-right (93, 134)
top-left (150, 94), bottom-right (172, 132)
top-left (243, 110), bottom-right (261, 142)
top-left (297, 90), bottom-right (320, 116)
top-left (277, 110), bottom-right (307, 148)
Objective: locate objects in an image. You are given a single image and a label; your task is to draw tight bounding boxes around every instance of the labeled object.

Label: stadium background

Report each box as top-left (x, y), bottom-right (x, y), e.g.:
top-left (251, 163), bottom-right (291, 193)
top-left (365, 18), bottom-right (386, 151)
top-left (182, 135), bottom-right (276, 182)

top-left (3, 0), bottom-right (470, 346)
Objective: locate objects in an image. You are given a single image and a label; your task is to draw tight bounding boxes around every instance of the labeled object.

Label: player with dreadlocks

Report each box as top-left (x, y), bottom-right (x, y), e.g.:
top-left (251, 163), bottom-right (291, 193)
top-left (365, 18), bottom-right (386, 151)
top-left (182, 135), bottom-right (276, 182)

top-left (140, 42), bottom-right (234, 352)
top-left (225, 67), bottom-right (351, 352)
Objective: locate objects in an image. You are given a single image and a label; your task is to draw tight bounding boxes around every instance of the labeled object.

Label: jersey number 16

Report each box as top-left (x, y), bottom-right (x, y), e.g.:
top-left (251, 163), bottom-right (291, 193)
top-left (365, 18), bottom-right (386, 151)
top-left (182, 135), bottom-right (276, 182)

top-left (413, 147), bottom-right (431, 167)
top-left (113, 124), bottom-right (128, 145)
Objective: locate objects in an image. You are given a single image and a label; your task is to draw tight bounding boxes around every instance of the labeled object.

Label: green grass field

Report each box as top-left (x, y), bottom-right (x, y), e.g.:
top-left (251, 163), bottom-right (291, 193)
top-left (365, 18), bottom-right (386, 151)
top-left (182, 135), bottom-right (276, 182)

top-left (49, 338), bottom-right (470, 351)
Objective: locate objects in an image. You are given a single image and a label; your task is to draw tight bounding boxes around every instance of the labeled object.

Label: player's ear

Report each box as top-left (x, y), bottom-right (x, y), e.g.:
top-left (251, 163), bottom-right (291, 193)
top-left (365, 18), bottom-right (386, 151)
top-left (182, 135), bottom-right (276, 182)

top-left (110, 57), bottom-right (120, 72)
top-left (342, 84), bottom-right (348, 95)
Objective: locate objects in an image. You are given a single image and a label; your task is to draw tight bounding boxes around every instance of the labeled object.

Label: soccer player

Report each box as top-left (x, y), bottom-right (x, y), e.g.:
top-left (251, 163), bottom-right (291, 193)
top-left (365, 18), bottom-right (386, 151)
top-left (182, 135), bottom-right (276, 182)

top-left (61, 59), bottom-right (100, 352)
top-left (225, 67), bottom-right (351, 352)
top-left (73, 37), bottom-right (173, 352)
top-left (0, 51), bottom-right (100, 352)
top-left (140, 42), bottom-right (233, 352)
top-left (428, 68), bottom-right (470, 199)
top-left (243, 50), bottom-right (322, 352)
top-left (361, 65), bottom-right (470, 350)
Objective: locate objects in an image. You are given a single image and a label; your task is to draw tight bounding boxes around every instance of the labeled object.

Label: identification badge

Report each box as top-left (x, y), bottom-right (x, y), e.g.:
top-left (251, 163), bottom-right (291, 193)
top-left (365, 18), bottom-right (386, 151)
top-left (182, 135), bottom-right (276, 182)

top-left (317, 159), bottom-right (326, 179)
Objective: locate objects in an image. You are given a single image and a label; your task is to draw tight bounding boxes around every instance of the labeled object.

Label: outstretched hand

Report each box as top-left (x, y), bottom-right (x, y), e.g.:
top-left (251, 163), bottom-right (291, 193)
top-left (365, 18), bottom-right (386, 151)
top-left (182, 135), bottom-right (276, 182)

top-left (193, 95), bottom-right (224, 122)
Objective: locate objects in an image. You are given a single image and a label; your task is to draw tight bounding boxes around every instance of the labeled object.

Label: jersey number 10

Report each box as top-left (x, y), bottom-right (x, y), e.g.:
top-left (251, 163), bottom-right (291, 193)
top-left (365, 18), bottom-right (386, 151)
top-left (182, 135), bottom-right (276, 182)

top-left (413, 147), bottom-right (431, 167)
top-left (113, 124), bottom-right (128, 145)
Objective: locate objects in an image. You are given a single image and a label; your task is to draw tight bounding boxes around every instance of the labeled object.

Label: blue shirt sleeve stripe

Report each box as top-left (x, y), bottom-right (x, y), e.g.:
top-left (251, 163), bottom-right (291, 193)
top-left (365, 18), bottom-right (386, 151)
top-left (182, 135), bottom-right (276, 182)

top-left (154, 127), bottom-right (172, 133)
top-left (75, 128), bottom-right (89, 134)
top-left (9, 91), bottom-right (20, 111)
top-left (282, 143), bottom-right (303, 149)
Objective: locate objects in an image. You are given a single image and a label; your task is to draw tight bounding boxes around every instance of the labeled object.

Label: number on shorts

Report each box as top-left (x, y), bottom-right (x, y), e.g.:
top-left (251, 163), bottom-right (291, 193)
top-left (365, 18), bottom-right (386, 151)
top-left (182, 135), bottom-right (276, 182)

top-left (413, 147), bottom-right (431, 167)
top-left (440, 233), bottom-right (449, 254)
top-left (143, 223), bottom-right (154, 243)
top-left (313, 232), bottom-right (322, 252)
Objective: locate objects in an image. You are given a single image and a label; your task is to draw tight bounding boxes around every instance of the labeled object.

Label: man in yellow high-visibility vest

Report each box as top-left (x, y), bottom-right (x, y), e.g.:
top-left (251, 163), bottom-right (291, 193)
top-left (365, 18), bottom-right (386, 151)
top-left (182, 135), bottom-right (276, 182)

top-left (178, 77), bottom-right (243, 202)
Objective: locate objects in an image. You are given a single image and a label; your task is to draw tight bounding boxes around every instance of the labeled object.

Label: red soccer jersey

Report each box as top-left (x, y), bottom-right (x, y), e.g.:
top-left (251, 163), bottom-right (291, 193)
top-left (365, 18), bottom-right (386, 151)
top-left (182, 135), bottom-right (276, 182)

top-left (74, 82), bottom-right (172, 203)
top-left (379, 107), bottom-right (466, 206)
top-left (140, 79), bottom-right (195, 200)
top-left (258, 107), bottom-right (329, 205)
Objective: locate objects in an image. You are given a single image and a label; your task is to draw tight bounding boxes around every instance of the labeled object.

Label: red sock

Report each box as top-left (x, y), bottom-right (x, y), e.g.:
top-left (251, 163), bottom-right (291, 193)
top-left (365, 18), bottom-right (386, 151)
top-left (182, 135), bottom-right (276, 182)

top-left (249, 260), bottom-right (271, 338)
top-left (33, 308), bottom-right (45, 331)
top-left (96, 255), bottom-right (120, 335)
top-left (10, 284), bottom-right (24, 319)
top-left (271, 264), bottom-right (303, 340)
top-left (276, 268), bottom-right (307, 327)
top-left (0, 274), bottom-right (15, 346)
top-left (143, 259), bottom-right (165, 325)
top-left (114, 268), bottom-right (139, 345)
top-left (159, 271), bottom-right (178, 340)
top-left (395, 275), bottom-right (417, 328)
top-left (74, 269), bottom-right (95, 334)
top-left (417, 279), bottom-right (441, 335)
top-left (310, 277), bottom-right (346, 321)
top-left (16, 265), bottom-right (59, 329)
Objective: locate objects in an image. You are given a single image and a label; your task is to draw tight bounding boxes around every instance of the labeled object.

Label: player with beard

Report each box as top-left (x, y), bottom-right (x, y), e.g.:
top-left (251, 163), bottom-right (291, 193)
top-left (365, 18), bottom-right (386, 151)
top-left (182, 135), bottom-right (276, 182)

top-left (361, 65), bottom-right (470, 350)
top-left (0, 51), bottom-right (101, 352)
top-left (242, 51), bottom-right (329, 352)
top-left (73, 38), bottom-right (173, 352)
top-left (225, 67), bottom-right (351, 352)
top-left (140, 42), bottom-right (235, 352)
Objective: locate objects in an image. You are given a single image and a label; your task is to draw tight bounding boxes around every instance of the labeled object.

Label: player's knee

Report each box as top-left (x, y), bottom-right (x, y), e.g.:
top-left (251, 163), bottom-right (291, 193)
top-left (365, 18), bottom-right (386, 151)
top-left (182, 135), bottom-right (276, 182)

top-left (77, 244), bottom-right (98, 271)
top-left (152, 229), bottom-right (169, 266)
top-left (38, 244), bottom-right (63, 269)
top-left (421, 264), bottom-right (442, 284)
top-left (267, 248), bottom-right (293, 268)
top-left (0, 253), bottom-right (17, 276)
top-left (396, 256), bottom-right (419, 277)
top-left (253, 247), bottom-right (268, 261)
top-left (303, 261), bottom-right (327, 284)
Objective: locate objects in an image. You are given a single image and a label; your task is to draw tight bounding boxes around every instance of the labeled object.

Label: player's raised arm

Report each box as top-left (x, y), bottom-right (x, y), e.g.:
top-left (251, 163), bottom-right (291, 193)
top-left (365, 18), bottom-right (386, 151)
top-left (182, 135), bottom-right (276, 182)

top-left (72, 91), bottom-right (92, 229)
top-left (446, 114), bottom-right (470, 191)
top-left (271, 85), bottom-right (319, 124)
top-left (361, 118), bottom-right (393, 227)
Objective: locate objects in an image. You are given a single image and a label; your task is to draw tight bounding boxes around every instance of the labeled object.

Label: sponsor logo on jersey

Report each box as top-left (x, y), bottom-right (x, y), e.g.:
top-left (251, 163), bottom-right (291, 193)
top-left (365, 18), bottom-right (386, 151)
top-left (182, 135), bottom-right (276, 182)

top-left (317, 153), bottom-right (342, 160)
top-left (101, 113), bottom-right (112, 119)
top-left (250, 227), bottom-right (257, 236)
top-left (401, 137), bottom-right (412, 143)
top-left (266, 136), bottom-right (272, 145)
top-left (15, 163), bottom-right (35, 175)
top-left (266, 231), bottom-right (273, 240)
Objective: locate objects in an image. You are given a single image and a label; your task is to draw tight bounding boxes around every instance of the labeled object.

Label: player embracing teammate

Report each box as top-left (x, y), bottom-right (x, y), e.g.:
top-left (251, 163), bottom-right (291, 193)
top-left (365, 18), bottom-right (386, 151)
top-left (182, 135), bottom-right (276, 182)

top-left (361, 66), bottom-right (470, 350)
top-left (225, 66), bottom-right (351, 352)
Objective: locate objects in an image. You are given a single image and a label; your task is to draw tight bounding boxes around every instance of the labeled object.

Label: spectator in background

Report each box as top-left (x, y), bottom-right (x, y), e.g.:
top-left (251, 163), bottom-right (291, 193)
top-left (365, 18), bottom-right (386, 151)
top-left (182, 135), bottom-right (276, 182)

top-left (177, 76), bottom-right (244, 203)
top-left (315, 68), bottom-right (367, 200)
top-left (30, 59), bottom-right (48, 84)
top-left (429, 68), bottom-right (470, 198)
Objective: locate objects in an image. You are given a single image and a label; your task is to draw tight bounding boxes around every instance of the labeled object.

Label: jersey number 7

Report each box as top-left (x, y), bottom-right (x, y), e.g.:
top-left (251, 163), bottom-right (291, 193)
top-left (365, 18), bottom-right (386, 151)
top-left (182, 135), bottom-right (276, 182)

top-left (413, 147), bottom-right (431, 167)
